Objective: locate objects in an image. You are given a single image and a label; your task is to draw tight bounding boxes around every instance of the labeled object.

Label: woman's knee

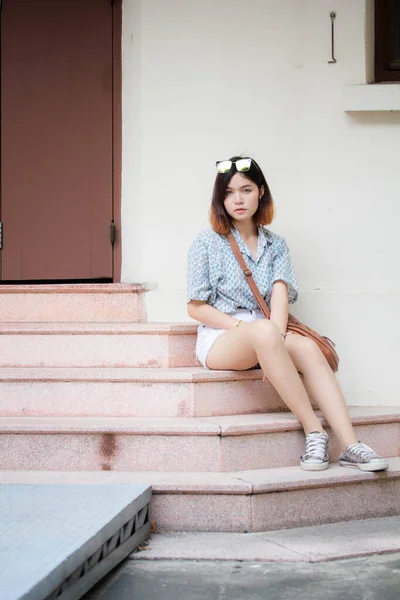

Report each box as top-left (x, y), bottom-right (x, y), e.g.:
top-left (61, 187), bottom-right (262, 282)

top-left (245, 319), bottom-right (282, 348)
top-left (287, 334), bottom-right (325, 363)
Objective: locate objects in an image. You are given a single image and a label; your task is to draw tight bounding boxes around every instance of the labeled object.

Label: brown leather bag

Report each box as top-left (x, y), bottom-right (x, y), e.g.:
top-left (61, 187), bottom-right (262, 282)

top-left (227, 232), bottom-right (339, 372)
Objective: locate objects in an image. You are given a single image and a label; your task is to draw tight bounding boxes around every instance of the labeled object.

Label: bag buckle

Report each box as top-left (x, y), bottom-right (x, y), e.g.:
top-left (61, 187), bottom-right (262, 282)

top-left (244, 269), bottom-right (252, 277)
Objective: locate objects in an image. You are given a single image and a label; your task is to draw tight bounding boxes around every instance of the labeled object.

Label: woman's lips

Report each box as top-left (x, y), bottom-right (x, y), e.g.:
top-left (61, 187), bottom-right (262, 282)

top-left (235, 208), bottom-right (246, 213)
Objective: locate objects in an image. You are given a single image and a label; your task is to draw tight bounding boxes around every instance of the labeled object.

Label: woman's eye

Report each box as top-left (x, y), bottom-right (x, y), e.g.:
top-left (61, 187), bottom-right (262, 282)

top-left (243, 188), bottom-right (251, 193)
top-left (225, 190), bottom-right (232, 196)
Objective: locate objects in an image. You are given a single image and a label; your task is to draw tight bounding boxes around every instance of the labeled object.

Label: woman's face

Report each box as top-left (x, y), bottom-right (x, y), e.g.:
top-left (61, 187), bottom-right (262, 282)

top-left (223, 173), bottom-right (263, 224)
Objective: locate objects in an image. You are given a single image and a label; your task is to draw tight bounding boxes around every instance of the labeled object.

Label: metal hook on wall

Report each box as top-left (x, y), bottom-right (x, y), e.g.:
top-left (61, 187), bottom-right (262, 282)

top-left (328, 11), bottom-right (337, 64)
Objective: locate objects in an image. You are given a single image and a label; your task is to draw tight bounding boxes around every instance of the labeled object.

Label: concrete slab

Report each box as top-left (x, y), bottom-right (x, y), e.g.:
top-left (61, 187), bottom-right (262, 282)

top-left (265, 516), bottom-right (400, 562)
top-left (0, 484), bottom-right (151, 600)
top-left (131, 516), bottom-right (400, 563)
top-left (133, 532), bottom-right (306, 563)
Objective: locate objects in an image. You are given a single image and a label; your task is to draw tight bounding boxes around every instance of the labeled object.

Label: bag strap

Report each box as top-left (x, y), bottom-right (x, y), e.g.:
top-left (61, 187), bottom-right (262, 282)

top-left (226, 231), bottom-right (271, 319)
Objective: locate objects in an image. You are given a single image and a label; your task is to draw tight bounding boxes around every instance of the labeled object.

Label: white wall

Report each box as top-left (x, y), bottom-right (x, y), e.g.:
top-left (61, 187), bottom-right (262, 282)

top-left (121, 0), bottom-right (400, 407)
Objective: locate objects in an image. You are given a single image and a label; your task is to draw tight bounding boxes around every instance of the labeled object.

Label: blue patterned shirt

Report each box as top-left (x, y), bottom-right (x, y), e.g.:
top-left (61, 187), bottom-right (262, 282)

top-left (187, 226), bottom-right (298, 313)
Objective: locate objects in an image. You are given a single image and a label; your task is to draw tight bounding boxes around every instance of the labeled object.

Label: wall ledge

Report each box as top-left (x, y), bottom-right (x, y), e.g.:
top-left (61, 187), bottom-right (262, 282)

top-left (343, 84), bottom-right (400, 112)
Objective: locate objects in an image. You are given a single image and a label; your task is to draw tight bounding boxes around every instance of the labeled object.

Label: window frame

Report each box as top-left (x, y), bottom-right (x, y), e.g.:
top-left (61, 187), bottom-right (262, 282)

top-left (375, 0), bottom-right (400, 82)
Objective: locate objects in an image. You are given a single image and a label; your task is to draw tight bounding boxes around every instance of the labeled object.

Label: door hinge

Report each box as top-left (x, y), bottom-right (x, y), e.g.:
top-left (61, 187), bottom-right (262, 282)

top-left (110, 220), bottom-right (116, 246)
top-left (0, 222), bottom-right (3, 250)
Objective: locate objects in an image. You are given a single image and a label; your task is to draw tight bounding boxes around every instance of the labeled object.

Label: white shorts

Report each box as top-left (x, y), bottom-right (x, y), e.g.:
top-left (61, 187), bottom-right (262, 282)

top-left (196, 308), bottom-right (265, 369)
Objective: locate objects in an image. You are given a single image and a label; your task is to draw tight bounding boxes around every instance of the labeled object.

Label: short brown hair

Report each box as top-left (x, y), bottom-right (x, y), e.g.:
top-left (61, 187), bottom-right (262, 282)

top-left (209, 156), bottom-right (275, 235)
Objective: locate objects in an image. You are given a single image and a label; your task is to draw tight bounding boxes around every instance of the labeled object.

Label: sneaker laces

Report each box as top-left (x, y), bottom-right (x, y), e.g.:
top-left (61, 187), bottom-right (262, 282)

top-left (304, 432), bottom-right (328, 460)
top-left (347, 442), bottom-right (380, 460)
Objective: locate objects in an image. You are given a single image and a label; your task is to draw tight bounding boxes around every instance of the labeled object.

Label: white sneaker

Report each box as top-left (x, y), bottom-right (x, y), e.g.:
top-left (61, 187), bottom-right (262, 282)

top-left (300, 431), bottom-right (329, 471)
top-left (339, 442), bottom-right (389, 472)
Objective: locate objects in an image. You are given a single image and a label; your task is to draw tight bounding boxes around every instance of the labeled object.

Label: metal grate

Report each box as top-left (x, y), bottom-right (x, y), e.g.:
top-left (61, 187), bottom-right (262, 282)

top-left (44, 504), bottom-right (150, 600)
top-left (0, 484), bottom-right (152, 600)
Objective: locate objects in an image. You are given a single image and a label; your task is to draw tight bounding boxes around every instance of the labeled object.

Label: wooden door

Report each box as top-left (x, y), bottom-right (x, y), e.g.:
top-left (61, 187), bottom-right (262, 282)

top-left (1, 0), bottom-right (115, 281)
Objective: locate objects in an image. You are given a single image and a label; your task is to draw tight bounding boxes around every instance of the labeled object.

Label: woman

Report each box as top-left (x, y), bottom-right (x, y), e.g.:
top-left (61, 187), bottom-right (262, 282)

top-left (187, 156), bottom-right (388, 472)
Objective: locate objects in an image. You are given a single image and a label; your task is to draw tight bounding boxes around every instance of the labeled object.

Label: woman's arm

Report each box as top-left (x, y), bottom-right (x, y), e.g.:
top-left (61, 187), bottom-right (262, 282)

top-left (269, 280), bottom-right (289, 336)
top-left (187, 300), bottom-right (240, 330)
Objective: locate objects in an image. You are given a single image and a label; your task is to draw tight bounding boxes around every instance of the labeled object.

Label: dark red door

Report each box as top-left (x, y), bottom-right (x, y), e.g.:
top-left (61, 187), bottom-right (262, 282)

top-left (1, 0), bottom-right (114, 280)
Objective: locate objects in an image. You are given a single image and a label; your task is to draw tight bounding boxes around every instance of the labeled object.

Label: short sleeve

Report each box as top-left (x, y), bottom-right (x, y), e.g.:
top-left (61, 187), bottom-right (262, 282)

top-left (271, 237), bottom-right (298, 304)
top-left (186, 234), bottom-right (212, 303)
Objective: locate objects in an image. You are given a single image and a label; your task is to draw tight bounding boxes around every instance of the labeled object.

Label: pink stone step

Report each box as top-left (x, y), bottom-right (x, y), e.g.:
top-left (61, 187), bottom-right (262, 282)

top-left (0, 284), bottom-right (147, 322)
top-left (0, 416), bottom-right (222, 472)
top-left (2, 456), bottom-right (400, 532)
top-left (0, 367), bottom-right (286, 418)
top-left (244, 460), bottom-right (400, 533)
top-left (0, 408), bottom-right (398, 472)
top-left (0, 322), bottom-right (198, 368)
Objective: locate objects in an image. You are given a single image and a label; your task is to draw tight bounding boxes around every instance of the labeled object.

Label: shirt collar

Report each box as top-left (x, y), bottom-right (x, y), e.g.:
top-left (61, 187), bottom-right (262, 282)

top-left (257, 226), bottom-right (272, 250)
top-left (221, 226), bottom-right (272, 254)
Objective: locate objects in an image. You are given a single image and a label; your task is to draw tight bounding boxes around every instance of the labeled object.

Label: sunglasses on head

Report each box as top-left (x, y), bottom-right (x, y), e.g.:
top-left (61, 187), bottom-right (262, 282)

top-left (216, 157), bottom-right (260, 174)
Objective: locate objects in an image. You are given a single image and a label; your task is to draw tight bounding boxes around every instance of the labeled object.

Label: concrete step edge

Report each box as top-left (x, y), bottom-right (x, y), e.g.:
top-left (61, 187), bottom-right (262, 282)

top-left (1, 408), bottom-right (399, 435)
top-left (0, 366), bottom-right (263, 383)
top-left (1, 457), bottom-right (399, 494)
top-left (0, 283), bottom-right (146, 294)
top-left (0, 322), bottom-right (197, 335)
top-left (0, 415), bottom-right (222, 435)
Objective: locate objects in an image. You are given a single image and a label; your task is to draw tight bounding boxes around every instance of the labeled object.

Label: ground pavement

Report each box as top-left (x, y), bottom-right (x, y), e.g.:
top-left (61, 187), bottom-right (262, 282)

top-left (84, 516), bottom-right (400, 600)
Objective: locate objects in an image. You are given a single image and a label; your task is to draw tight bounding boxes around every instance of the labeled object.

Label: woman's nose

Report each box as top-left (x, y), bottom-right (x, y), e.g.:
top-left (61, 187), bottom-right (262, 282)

top-left (234, 192), bottom-right (243, 204)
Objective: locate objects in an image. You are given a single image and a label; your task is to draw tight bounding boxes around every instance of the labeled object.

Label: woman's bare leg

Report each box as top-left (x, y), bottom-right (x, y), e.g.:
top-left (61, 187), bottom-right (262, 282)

top-left (285, 334), bottom-right (358, 449)
top-left (206, 320), bottom-right (324, 434)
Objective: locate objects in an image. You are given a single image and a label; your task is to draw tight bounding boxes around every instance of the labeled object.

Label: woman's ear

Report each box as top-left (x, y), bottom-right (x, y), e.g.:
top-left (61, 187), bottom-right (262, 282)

top-left (259, 185), bottom-right (265, 200)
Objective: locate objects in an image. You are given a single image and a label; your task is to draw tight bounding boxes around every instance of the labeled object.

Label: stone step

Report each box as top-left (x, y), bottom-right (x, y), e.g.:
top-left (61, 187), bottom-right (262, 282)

top-left (1, 408), bottom-right (398, 472)
top-left (2, 456), bottom-right (400, 532)
top-left (0, 322), bottom-right (197, 368)
top-left (132, 516), bottom-right (400, 562)
top-left (0, 366), bottom-right (286, 418)
top-left (0, 284), bottom-right (147, 322)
